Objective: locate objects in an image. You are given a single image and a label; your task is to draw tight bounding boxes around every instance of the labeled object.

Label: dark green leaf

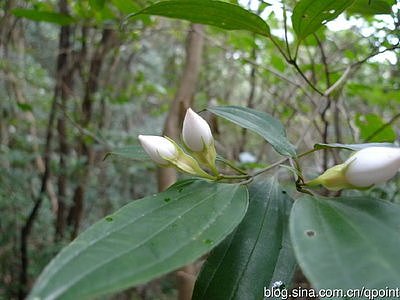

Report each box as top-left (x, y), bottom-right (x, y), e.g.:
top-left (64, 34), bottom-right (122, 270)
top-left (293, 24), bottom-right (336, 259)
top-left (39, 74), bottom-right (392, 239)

top-left (128, 0), bottom-right (270, 37)
top-left (292, 0), bottom-right (355, 40)
top-left (290, 196), bottom-right (400, 290)
top-left (104, 146), bottom-right (150, 161)
top-left (208, 106), bottom-right (296, 157)
top-left (29, 180), bottom-right (249, 299)
top-left (193, 179), bottom-right (296, 300)
top-left (89, 0), bottom-right (106, 11)
top-left (314, 142), bottom-right (397, 151)
top-left (348, 0), bottom-right (393, 15)
top-left (11, 8), bottom-right (75, 25)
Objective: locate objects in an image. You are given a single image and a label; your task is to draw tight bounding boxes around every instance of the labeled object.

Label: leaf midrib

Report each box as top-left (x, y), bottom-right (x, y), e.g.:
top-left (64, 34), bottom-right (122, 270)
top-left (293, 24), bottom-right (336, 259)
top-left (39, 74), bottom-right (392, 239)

top-left (85, 188), bottom-right (246, 299)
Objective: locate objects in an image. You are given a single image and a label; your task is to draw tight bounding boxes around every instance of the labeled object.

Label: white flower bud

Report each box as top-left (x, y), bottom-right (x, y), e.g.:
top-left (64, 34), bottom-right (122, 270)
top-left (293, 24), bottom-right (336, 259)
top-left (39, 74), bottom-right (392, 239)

top-left (307, 146), bottom-right (400, 191)
top-left (138, 135), bottom-right (177, 165)
top-left (182, 108), bottom-right (213, 152)
top-left (344, 147), bottom-right (400, 187)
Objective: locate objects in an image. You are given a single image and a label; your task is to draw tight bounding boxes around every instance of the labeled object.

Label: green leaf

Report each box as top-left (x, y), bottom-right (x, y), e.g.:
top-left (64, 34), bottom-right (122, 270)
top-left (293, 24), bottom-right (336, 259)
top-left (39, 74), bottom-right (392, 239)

top-left (11, 8), bottom-right (75, 25)
top-left (29, 180), bottom-right (249, 300)
top-left (208, 106), bottom-right (296, 157)
top-left (355, 113), bottom-right (397, 142)
top-left (348, 0), bottom-right (393, 15)
top-left (111, 0), bottom-right (140, 14)
top-left (290, 196), bottom-right (400, 290)
top-left (193, 179), bottom-right (296, 300)
top-left (89, 0), bottom-right (106, 11)
top-left (128, 0), bottom-right (270, 37)
top-left (104, 145), bottom-right (150, 161)
top-left (292, 0), bottom-right (355, 40)
top-left (314, 142), bottom-right (397, 151)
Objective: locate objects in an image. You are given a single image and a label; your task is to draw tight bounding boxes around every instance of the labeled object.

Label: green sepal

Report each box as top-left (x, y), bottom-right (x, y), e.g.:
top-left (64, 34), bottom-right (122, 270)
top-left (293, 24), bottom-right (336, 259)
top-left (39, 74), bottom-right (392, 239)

top-left (305, 158), bottom-right (373, 191)
top-left (183, 138), bottom-right (218, 176)
top-left (162, 137), bottom-right (216, 180)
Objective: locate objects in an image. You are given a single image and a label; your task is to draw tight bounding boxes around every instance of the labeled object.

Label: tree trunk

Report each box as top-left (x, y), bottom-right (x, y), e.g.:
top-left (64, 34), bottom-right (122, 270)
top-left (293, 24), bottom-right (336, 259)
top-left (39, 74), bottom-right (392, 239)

top-left (157, 24), bottom-right (204, 300)
top-left (18, 0), bottom-right (72, 295)
top-left (68, 28), bottom-right (117, 240)
top-left (55, 0), bottom-right (73, 241)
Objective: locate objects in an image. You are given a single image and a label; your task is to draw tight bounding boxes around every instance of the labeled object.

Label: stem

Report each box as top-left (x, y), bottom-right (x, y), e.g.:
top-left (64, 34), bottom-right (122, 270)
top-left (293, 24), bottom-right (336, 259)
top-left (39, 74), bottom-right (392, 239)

top-left (217, 174), bottom-right (251, 180)
top-left (289, 60), bottom-right (324, 95)
top-left (250, 148), bottom-right (321, 178)
top-left (217, 157), bottom-right (247, 175)
top-left (282, 3), bottom-right (292, 60)
top-left (213, 148), bottom-right (323, 183)
top-left (297, 148), bottom-right (318, 158)
top-left (269, 35), bottom-right (290, 61)
top-left (252, 157), bottom-right (288, 177)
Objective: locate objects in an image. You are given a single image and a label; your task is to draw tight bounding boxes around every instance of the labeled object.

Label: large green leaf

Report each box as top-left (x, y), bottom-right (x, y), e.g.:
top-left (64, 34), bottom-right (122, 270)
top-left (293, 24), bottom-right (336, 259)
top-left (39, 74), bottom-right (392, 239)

top-left (208, 106), bottom-right (296, 157)
top-left (314, 142), bottom-right (397, 151)
top-left (292, 0), bottom-right (355, 40)
top-left (29, 180), bottom-right (249, 300)
top-left (348, 0), bottom-right (394, 15)
top-left (11, 8), bottom-right (75, 25)
top-left (193, 179), bottom-right (296, 300)
top-left (128, 0), bottom-right (270, 37)
top-left (290, 196), bottom-right (400, 290)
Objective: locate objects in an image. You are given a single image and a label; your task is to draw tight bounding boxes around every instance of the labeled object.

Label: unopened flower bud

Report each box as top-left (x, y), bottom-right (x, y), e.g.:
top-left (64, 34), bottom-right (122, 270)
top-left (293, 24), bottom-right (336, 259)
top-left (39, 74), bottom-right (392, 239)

top-left (138, 135), bottom-right (216, 180)
top-left (344, 147), bottom-right (400, 187)
top-left (182, 108), bottom-right (218, 175)
top-left (138, 135), bottom-right (177, 165)
top-left (183, 108), bottom-right (213, 152)
top-left (307, 146), bottom-right (400, 191)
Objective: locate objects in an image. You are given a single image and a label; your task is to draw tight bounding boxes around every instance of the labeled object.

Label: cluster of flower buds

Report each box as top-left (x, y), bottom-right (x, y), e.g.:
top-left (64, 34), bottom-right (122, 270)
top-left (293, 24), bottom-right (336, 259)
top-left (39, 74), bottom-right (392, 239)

top-left (307, 146), bottom-right (400, 191)
top-left (138, 108), bottom-right (218, 179)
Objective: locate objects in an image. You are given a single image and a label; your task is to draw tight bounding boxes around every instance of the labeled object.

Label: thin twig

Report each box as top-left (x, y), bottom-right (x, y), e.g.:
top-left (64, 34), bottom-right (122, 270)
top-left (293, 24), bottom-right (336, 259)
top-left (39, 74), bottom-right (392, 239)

top-left (282, 3), bottom-right (292, 60)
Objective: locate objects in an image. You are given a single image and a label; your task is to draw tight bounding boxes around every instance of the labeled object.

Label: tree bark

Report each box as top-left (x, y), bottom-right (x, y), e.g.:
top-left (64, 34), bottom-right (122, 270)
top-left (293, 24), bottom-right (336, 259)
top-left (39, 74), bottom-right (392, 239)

top-left (157, 24), bottom-right (204, 300)
top-left (68, 28), bottom-right (117, 240)
top-left (55, 0), bottom-right (73, 241)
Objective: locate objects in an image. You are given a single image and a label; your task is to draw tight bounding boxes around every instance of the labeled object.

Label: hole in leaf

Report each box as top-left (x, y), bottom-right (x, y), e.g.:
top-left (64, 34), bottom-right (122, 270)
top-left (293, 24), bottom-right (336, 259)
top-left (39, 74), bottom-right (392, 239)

top-left (105, 216), bottom-right (113, 222)
top-left (329, 9), bottom-right (336, 14)
top-left (203, 239), bottom-right (213, 245)
top-left (282, 190), bottom-right (287, 194)
top-left (164, 197), bottom-right (171, 203)
top-left (305, 230), bottom-right (316, 237)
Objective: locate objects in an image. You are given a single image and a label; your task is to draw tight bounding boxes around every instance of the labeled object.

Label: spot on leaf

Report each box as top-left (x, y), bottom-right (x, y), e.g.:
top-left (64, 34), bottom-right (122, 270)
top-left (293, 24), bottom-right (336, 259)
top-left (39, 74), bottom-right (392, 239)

top-left (305, 229), bottom-right (316, 237)
top-left (203, 239), bottom-right (213, 245)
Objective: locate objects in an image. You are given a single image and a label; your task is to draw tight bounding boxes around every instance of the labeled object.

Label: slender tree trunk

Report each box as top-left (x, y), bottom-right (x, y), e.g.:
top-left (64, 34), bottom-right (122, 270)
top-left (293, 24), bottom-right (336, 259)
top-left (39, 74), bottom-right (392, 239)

top-left (157, 24), bottom-right (204, 300)
top-left (68, 28), bottom-right (117, 239)
top-left (18, 0), bottom-right (73, 295)
top-left (55, 0), bottom-right (73, 241)
top-left (18, 85), bottom-right (58, 300)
